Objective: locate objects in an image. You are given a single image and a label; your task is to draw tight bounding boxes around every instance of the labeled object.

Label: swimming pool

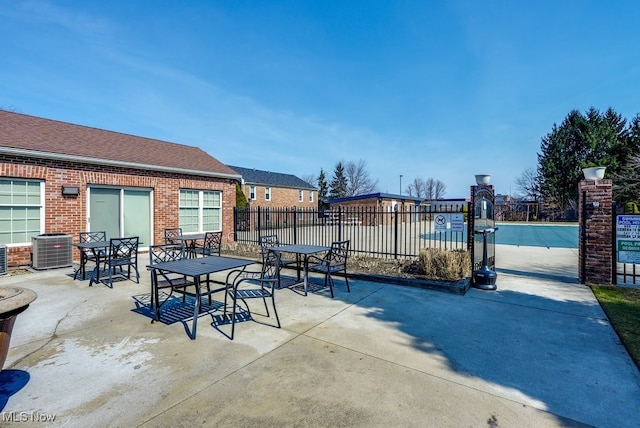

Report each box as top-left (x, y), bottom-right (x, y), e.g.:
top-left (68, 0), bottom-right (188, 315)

top-left (494, 223), bottom-right (577, 248)
top-left (421, 223), bottom-right (578, 249)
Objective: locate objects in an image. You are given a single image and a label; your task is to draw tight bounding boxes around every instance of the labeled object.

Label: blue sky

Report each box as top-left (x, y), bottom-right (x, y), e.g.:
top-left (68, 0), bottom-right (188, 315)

top-left (2, 1), bottom-right (640, 198)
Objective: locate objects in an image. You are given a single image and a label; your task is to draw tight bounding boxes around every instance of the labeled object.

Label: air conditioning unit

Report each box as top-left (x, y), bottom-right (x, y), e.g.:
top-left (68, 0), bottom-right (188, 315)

top-left (0, 245), bottom-right (7, 275)
top-left (31, 234), bottom-right (73, 270)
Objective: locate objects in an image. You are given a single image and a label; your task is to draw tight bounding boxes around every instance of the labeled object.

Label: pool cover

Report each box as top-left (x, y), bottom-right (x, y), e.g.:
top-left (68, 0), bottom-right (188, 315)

top-left (422, 223), bottom-right (578, 249)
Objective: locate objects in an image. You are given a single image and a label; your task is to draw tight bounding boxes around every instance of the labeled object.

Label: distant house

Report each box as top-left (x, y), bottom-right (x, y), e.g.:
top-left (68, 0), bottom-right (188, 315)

top-left (228, 166), bottom-right (316, 209)
top-left (327, 192), bottom-right (423, 211)
top-left (327, 192), bottom-right (424, 225)
top-left (0, 110), bottom-right (241, 267)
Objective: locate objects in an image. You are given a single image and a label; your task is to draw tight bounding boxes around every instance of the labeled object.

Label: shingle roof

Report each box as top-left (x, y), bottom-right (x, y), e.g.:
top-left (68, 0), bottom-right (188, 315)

top-left (228, 165), bottom-right (315, 189)
top-left (0, 110), bottom-right (240, 179)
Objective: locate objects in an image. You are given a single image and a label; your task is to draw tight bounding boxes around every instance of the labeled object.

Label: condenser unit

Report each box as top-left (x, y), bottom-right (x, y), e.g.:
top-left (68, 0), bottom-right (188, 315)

top-left (31, 234), bottom-right (73, 270)
top-left (0, 245), bottom-right (7, 275)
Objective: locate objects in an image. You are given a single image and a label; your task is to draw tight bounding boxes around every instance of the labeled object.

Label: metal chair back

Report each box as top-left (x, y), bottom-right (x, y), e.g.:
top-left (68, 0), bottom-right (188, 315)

top-left (103, 236), bottom-right (140, 286)
top-left (80, 231), bottom-right (107, 243)
top-left (328, 240), bottom-right (350, 270)
top-left (201, 231), bottom-right (222, 256)
top-left (164, 227), bottom-right (183, 244)
top-left (148, 243), bottom-right (190, 321)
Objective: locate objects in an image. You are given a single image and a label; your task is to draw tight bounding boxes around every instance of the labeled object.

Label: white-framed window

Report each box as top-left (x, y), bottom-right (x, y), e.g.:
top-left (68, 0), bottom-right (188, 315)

top-left (250, 185), bottom-right (256, 200)
top-left (265, 187), bottom-right (271, 201)
top-left (0, 178), bottom-right (44, 245)
top-left (309, 191), bottom-right (314, 203)
top-left (298, 190), bottom-right (304, 202)
top-left (179, 189), bottom-right (222, 233)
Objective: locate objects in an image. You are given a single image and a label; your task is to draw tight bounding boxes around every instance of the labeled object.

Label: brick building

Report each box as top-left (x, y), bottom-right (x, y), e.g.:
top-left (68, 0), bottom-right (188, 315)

top-left (228, 166), bottom-right (316, 209)
top-left (327, 193), bottom-right (424, 225)
top-left (0, 110), bottom-right (241, 268)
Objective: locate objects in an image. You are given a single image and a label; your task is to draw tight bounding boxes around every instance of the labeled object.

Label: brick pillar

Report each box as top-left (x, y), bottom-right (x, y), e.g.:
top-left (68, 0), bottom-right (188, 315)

top-left (578, 179), bottom-right (613, 284)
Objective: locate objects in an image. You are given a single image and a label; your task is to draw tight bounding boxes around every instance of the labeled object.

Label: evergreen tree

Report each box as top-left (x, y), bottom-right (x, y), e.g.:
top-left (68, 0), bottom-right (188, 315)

top-left (614, 113), bottom-right (640, 205)
top-left (329, 161), bottom-right (347, 199)
top-left (317, 168), bottom-right (329, 210)
top-left (235, 182), bottom-right (248, 209)
top-left (537, 107), bottom-right (640, 219)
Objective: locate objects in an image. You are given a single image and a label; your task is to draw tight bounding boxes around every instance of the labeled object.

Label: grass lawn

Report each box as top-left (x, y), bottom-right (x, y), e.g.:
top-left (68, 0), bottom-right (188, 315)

top-left (591, 285), bottom-right (640, 370)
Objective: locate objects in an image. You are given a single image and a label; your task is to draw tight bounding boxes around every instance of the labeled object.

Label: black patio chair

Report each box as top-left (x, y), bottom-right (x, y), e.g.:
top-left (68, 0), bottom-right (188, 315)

top-left (259, 234), bottom-right (297, 265)
top-left (164, 227), bottom-right (183, 245)
top-left (195, 231), bottom-right (222, 257)
top-left (308, 240), bottom-right (351, 298)
top-left (148, 243), bottom-right (193, 322)
top-left (222, 249), bottom-right (281, 340)
top-left (102, 236), bottom-right (140, 287)
top-left (74, 231), bottom-right (107, 280)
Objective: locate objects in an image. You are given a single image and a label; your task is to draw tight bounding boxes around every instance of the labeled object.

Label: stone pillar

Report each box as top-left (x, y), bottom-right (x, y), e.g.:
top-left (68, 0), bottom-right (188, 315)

top-left (578, 179), bottom-right (613, 284)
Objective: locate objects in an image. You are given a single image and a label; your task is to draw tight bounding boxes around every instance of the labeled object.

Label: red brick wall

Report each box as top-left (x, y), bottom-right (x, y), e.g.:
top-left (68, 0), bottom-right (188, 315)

top-left (242, 183), bottom-right (317, 209)
top-left (578, 179), bottom-right (613, 284)
top-left (0, 155), bottom-right (236, 267)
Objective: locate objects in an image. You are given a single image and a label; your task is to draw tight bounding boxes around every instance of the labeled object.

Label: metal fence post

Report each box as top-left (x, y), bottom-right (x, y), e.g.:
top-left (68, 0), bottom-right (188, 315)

top-left (257, 206), bottom-right (262, 240)
top-left (338, 206), bottom-right (343, 242)
top-left (394, 204), bottom-right (399, 259)
top-left (293, 206), bottom-right (298, 244)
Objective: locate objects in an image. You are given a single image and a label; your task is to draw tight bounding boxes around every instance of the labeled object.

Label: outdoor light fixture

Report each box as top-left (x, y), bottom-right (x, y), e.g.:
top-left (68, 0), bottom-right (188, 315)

top-left (592, 201), bottom-right (600, 209)
top-left (475, 174), bottom-right (491, 185)
top-left (61, 186), bottom-right (80, 197)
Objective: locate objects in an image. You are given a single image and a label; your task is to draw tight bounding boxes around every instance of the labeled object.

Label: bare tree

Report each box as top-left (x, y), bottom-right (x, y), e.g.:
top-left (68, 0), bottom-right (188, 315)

top-left (0, 105), bottom-right (20, 112)
top-left (515, 167), bottom-right (540, 200)
top-left (301, 174), bottom-right (317, 188)
top-left (433, 180), bottom-right (446, 199)
top-left (344, 159), bottom-right (378, 196)
top-left (405, 177), bottom-right (445, 198)
top-left (424, 178), bottom-right (446, 199)
top-left (406, 177), bottom-right (426, 197)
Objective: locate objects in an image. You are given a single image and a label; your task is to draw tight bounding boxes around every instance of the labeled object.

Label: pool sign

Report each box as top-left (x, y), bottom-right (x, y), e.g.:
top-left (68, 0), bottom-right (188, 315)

top-left (616, 215), bottom-right (640, 263)
top-left (434, 213), bottom-right (464, 233)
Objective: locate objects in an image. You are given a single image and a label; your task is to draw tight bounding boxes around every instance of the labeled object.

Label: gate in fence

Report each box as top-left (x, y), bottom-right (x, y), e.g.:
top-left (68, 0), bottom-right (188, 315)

top-left (233, 201), bottom-right (470, 260)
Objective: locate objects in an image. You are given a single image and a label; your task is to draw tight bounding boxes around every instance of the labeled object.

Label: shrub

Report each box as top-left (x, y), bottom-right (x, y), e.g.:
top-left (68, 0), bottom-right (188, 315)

top-left (418, 248), bottom-right (471, 281)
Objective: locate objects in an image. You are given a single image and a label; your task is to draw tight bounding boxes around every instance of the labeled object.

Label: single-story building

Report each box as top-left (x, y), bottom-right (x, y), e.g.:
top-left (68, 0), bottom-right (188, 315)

top-left (228, 165), bottom-right (316, 209)
top-left (327, 192), bottom-right (424, 225)
top-left (0, 110), bottom-right (241, 268)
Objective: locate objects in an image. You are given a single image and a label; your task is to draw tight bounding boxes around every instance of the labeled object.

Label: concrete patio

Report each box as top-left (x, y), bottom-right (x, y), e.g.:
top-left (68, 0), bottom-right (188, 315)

top-left (1, 245), bottom-right (639, 427)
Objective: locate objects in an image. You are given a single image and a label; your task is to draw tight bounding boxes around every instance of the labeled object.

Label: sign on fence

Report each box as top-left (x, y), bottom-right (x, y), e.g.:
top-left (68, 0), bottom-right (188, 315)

top-left (616, 215), bottom-right (640, 263)
top-left (434, 213), bottom-right (464, 233)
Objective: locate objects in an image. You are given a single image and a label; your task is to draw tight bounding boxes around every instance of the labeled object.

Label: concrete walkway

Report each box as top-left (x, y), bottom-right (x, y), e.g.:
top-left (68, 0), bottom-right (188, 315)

top-left (1, 245), bottom-right (639, 427)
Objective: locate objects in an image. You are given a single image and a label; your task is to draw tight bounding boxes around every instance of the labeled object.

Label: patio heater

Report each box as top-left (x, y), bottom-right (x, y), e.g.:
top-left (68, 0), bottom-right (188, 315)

top-left (473, 227), bottom-right (498, 290)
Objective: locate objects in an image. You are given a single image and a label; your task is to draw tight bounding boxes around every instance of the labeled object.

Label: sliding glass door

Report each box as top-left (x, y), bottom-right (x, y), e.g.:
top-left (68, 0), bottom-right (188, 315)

top-left (88, 187), bottom-right (152, 247)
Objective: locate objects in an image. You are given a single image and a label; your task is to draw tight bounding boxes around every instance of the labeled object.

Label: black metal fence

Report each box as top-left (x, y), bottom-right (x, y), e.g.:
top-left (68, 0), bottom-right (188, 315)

top-left (233, 202), bottom-right (470, 259)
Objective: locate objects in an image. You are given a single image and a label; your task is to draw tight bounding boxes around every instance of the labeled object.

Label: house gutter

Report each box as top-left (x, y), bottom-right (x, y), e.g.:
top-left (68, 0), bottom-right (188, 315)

top-left (0, 147), bottom-right (242, 181)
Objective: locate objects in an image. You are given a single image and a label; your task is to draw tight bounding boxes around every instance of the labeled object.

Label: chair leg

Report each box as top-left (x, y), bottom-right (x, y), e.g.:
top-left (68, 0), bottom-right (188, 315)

top-left (344, 273), bottom-right (350, 293)
top-left (230, 295), bottom-right (237, 340)
top-left (74, 253), bottom-right (85, 280)
top-left (153, 284), bottom-right (161, 322)
top-left (326, 272), bottom-right (334, 298)
top-left (271, 294), bottom-right (281, 328)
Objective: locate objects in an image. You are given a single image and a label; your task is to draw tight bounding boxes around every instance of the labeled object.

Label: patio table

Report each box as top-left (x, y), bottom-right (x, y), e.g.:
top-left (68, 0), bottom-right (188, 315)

top-left (171, 234), bottom-right (206, 258)
top-left (147, 256), bottom-right (254, 339)
top-left (75, 241), bottom-right (110, 284)
top-left (272, 244), bottom-right (330, 296)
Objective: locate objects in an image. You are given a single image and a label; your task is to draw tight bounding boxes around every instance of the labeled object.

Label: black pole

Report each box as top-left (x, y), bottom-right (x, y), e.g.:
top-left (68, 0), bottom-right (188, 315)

top-left (612, 201), bottom-right (617, 285)
top-left (580, 190), bottom-right (586, 284)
